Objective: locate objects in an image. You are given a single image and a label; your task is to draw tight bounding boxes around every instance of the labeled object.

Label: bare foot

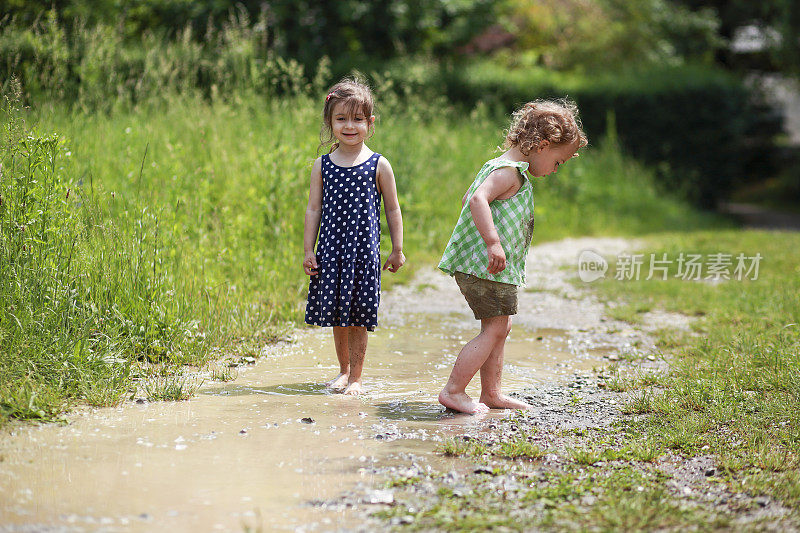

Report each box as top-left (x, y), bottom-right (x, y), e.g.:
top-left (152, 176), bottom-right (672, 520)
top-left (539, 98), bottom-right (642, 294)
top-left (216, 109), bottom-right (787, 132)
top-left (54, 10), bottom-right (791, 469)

top-left (480, 393), bottom-right (533, 410)
top-left (326, 372), bottom-right (349, 391)
top-left (438, 389), bottom-right (490, 414)
top-left (343, 381), bottom-right (362, 396)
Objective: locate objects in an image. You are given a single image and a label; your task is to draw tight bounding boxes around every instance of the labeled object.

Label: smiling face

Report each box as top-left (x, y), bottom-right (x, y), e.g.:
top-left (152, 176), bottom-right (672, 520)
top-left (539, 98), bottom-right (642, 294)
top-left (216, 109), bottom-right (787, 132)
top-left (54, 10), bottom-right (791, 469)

top-left (528, 139), bottom-right (581, 177)
top-left (330, 101), bottom-right (374, 147)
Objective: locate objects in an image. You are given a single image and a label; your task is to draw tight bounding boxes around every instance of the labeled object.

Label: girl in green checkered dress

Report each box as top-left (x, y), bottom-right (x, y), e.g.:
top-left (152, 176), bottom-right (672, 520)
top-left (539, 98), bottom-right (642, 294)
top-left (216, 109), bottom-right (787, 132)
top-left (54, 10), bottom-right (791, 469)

top-left (438, 99), bottom-right (587, 414)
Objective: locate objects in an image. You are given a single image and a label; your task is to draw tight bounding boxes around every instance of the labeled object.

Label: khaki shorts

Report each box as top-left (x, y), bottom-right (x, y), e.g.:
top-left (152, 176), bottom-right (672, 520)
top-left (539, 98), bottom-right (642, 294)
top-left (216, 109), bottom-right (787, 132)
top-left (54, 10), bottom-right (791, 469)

top-left (454, 272), bottom-right (518, 320)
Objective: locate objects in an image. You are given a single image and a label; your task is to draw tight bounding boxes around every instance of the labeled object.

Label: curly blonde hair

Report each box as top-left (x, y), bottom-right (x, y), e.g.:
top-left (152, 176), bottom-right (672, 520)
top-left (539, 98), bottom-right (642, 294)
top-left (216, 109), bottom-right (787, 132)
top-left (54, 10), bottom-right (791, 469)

top-left (318, 77), bottom-right (375, 154)
top-left (504, 98), bottom-right (587, 155)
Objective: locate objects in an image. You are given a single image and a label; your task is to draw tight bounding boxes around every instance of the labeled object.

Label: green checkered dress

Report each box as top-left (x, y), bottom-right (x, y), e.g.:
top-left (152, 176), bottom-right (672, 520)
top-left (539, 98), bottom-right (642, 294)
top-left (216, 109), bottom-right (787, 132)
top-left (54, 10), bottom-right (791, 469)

top-left (438, 159), bottom-right (535, 286)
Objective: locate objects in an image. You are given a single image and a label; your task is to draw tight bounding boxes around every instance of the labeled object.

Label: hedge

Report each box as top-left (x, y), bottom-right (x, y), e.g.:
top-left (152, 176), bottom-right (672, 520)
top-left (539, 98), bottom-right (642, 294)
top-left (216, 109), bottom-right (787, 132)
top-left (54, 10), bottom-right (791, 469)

top-left (426, 61), bottom-right (783, 209)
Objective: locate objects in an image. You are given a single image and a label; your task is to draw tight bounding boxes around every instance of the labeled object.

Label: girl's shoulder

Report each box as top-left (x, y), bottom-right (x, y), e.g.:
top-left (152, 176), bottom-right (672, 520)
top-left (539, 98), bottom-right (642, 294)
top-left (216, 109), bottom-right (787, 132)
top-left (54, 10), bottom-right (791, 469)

top-left (376, 152), bottom-right (390, 168)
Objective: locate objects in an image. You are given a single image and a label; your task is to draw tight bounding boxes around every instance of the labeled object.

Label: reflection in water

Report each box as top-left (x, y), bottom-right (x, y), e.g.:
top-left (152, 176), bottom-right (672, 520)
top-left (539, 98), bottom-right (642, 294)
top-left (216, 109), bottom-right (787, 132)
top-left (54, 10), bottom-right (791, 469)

top-left (374, 401), bottom-right (450, 421)
top-left (202, 382), bottom-right (329, 397)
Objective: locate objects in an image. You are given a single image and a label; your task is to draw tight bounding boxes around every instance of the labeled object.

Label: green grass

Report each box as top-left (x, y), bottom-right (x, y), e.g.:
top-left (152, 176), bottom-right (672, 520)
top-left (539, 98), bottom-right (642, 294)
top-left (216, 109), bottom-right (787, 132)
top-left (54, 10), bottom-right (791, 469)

top-left (620, 390), bottom-right (656, 415)
top-left (438, 433), bottom-right (547, 461)
top-left (496, 437), bottom-right (546, 460)
top-left (142, 374), bottom-right (202, 401)
top-left (438, 437), bottom-right (489, 458)
top-left (379, 461), bottom-right (723, 531)
top-left (592, 230), bottom-right (800, 508)
top-left (602, 367), bottom-right (667, 392)
top-left (207, 363), bottom-right (238, 382)
top-left (0, 88), bottom-right (720, 423)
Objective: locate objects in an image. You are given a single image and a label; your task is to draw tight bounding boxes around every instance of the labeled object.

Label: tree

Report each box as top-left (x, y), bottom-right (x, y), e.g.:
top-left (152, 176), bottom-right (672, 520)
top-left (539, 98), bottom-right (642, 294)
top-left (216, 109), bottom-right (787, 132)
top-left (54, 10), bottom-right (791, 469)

top-left (671, 0), bottom-right (800, 75)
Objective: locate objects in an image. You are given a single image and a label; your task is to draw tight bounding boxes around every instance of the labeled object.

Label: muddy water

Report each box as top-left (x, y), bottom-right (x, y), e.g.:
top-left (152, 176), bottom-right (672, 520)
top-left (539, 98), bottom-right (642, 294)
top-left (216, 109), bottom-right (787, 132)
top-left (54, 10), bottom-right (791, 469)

top-left (0, 314), bottom-right (604, 532)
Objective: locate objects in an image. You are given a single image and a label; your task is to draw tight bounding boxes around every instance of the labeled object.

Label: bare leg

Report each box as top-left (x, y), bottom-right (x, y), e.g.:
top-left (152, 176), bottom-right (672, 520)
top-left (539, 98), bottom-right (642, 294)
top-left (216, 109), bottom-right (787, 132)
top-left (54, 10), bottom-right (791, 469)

top-left (343, 326), bottom-right (367, 396)
top-left (438, 315), bottom-right (510, 414)
top-left (326, 326), bottom-right (350, 390)
top-left (479, 317), bottom-right (532, 410)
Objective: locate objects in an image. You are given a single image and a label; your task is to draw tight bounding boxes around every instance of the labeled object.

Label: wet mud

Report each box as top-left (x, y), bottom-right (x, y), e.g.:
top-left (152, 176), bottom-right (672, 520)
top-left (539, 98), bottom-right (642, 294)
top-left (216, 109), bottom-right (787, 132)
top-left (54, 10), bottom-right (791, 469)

top-left (0, 316), bottom-right (614, 531)
top-left (2, 236), bottom-right (742, 532)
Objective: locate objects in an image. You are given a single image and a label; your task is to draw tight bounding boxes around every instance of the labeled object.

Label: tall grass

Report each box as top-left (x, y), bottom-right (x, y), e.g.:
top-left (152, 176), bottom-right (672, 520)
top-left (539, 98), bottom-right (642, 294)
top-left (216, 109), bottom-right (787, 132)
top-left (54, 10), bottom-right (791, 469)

top-left (0, 91), bottom-right (213, 420)
top-left (0, 84), bottom-right (718, 422)
top-left (0, 9), bottom-right (322, 110)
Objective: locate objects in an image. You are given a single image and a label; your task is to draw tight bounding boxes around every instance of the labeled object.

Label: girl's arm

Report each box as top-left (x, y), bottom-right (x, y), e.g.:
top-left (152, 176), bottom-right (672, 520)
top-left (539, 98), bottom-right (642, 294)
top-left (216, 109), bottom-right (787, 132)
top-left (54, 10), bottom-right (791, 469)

top-left (303, 158), bottom-right (323, 275)
top-left (376, 157), bottom-right (405, 273)
top-left (468, 167), bottom-right (521, 274)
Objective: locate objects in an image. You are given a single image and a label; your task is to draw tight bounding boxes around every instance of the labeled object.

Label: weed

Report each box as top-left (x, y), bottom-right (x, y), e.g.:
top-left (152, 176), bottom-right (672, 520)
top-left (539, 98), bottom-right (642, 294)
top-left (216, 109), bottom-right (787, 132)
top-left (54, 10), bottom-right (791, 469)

top-left (607, 303), bottom-right (648, 324)
top-left (624, 439), bottom-right (663, 462)
top-left (143, 374), bottom-right (202, 401)
top-left (495, 437), bottom-right (545, 459)
top-left (621, 390), bottom-right (655, 414)
top-left (568, 446), bottom-right (603, 465)
top-left (438, 437), bottom-right (488, 457)
top-left (209, 364), bottom-right (238, 382)
top-left (604, 370), bottom-right (637, 392)
top-left (386, 475), bottom-right (422, 488)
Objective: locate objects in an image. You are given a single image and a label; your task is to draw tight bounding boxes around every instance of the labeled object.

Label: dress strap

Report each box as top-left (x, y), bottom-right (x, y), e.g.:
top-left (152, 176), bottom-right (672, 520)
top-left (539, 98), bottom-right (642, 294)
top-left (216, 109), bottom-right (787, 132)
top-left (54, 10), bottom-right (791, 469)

top-left (488, 158), bottom-right (528, 175)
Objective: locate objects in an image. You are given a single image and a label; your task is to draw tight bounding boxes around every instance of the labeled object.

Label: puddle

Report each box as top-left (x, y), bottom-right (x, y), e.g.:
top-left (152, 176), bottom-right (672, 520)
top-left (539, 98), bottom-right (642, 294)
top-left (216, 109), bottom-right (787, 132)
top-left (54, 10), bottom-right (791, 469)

top-left (0, 313), bottom-right (605, 531)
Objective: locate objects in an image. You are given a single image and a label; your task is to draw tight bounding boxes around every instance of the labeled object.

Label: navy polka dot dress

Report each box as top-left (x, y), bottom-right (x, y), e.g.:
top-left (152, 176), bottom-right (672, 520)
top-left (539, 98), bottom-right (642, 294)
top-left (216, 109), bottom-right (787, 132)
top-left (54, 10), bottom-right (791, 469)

top-left (305, 152), bottom-right (382, 331)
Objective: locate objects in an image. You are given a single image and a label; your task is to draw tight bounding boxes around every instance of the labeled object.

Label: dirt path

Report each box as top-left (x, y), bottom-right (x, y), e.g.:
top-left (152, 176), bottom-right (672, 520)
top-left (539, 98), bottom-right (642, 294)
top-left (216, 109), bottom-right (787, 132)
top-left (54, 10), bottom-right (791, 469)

top-left (1, 236), bottom-right (791, 531)
top-left (334, 237), bottom-right (796, 531)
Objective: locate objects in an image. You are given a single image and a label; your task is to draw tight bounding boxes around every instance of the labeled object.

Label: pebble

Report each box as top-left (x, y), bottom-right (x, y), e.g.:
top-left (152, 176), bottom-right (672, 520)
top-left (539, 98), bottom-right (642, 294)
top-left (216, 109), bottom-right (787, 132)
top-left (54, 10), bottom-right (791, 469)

top-left (300, 417), bottom-right (315, 424)
top-left (362, 489), bottom-right (394, 505)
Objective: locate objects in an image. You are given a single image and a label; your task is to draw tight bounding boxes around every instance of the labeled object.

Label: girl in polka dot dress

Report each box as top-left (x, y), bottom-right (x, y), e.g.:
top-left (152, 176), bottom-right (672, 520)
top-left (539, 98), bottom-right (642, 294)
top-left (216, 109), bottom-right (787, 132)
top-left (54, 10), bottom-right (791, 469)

top-left (302, 78), bottom-right (405, 396)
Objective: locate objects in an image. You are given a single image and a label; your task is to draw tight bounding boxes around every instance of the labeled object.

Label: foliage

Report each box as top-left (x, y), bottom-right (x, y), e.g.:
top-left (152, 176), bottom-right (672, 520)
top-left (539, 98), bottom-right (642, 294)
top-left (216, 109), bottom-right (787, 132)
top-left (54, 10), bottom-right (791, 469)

top-left (0, 9), bottom-right (320, 108)
top-left (673, 0), bottom-right (800, 75)
top-left (0, 3), bottom-right (786, 211)
top-left (496, 0), bottom-right (723, 71)
top-left (0, 1), bottom-right (496, 69)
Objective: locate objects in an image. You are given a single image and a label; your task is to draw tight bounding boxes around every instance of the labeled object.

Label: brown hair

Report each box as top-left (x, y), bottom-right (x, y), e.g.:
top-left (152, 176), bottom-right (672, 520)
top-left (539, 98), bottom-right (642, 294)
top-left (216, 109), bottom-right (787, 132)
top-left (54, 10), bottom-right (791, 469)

top-left (504, 98), bottom-right (587, 155)
top-left (318, 77), bottom-right (375, 154)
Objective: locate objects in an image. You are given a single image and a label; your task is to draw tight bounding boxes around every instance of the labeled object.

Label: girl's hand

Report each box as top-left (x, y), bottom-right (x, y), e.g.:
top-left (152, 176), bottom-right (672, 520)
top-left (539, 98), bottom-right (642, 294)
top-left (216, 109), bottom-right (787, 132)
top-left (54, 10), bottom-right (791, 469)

top-left (486, 242), bottom-right (506, 274)
top-left (303, 252), bottom-right (319, 276)
top-left (383, 250), bottom-right (406, 273)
